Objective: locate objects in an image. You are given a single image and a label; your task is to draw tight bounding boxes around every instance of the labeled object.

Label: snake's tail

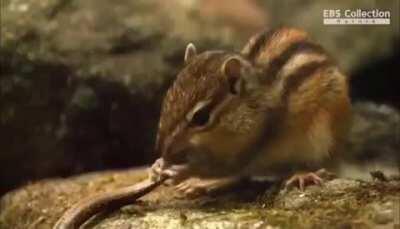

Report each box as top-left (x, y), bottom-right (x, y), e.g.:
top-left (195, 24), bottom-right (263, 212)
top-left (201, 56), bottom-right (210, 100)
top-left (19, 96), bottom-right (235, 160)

top-left (53, 177), bottom-right (167, 229)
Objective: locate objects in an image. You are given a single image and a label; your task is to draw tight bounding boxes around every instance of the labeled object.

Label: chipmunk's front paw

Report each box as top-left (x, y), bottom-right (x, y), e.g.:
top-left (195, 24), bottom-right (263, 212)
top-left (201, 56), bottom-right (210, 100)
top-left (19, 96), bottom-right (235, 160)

top-left (175, 178), bottom-right (207, 197)
top-left (149, 158), bottom-right (191, 184)
top-left (149, 158), bottom-right (167, 182)
top-left (175, 177), bottom-right (240, 198)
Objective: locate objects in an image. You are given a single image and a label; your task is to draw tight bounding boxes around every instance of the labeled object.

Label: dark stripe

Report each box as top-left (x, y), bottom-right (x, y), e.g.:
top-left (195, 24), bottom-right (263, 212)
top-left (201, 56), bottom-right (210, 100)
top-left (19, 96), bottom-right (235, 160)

top-left (263, 41), bottom-right (327, 85)
top-left (245, 29), bottom-right (276, 60)
top-left (281, 60), bottom-right (332, 103)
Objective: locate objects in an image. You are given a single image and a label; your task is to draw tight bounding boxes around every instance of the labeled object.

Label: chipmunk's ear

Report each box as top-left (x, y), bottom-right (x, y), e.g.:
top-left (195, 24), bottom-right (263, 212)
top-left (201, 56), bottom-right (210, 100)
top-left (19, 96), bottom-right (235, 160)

top-left (221, 56), bottom-right (249, 95)
top-left (184, 43), bottom-right (197, 64)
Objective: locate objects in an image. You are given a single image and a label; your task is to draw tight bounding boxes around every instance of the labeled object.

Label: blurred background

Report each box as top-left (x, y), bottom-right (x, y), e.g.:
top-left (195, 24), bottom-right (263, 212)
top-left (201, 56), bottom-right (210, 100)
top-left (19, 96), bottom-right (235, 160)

top-left (0, 0), bottom-right (399, 195)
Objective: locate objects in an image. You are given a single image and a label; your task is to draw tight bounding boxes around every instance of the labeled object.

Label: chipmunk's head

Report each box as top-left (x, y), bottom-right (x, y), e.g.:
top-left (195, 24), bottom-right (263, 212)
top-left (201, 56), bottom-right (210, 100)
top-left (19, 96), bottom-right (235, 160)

top-left (155, 43), bottom-right (268, 177)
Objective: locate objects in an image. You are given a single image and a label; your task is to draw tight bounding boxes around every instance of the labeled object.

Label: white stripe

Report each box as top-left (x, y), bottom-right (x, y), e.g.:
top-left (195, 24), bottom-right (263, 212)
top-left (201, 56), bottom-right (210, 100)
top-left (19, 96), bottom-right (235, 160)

top-left (279, 52), bottom-right (327, 80)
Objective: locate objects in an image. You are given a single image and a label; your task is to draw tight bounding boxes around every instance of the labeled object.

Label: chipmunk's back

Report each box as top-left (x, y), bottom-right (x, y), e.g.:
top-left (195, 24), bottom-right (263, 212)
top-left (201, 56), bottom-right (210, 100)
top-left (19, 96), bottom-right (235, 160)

top-left (240, 27), bottom-right (351, 175)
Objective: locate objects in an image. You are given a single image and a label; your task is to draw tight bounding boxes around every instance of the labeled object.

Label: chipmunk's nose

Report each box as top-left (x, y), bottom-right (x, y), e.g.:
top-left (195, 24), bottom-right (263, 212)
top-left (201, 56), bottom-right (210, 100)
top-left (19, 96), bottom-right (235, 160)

top-left (158, 129), bottom-right (191, 165)
top-left (164, 147), bottom-right (189, 165)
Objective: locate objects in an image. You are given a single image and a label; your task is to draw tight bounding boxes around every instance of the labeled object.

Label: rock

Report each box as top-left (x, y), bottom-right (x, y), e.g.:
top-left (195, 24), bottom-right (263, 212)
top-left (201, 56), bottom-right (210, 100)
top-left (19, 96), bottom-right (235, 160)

top-left (324, 179), bottom-right (361, 192)
top-left (1, 169), bottom-right (399, 229)
top-left (279, 192), bottom-right (311, 210)
top-left (371, 202), bottom-right (394, 225)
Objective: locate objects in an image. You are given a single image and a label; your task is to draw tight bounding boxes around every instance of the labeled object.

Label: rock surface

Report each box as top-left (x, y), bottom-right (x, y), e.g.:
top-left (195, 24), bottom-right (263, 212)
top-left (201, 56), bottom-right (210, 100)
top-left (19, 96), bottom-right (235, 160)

top-left (1, 168), bottom-right (399, 229)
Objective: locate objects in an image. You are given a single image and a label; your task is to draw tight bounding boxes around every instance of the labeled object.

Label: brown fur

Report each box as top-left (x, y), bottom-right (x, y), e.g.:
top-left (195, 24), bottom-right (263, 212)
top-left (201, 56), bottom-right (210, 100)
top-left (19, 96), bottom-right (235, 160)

top-left (157, 27), bottom-right (351, 178)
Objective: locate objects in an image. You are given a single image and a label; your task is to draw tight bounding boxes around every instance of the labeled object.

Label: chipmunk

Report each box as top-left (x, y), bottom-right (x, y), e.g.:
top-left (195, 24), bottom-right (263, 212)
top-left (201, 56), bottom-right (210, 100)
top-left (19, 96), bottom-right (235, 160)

top-left (151, 27), bottom-right (351, 194)
top-left (54, 27), bottom-right (351, 228)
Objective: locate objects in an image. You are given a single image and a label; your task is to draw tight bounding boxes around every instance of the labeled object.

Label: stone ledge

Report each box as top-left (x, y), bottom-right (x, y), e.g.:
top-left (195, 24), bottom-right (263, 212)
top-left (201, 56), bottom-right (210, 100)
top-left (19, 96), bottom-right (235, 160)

top-left (1, 168), bottom-right (399, 229)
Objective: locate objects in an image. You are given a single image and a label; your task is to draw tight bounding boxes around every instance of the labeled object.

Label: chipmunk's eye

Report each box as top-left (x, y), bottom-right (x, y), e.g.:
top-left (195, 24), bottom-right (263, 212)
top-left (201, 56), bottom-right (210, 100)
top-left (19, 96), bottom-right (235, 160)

top-left (186, 100), bottom-right (212, 127)
top-left (190, 107), bottom-right (210, 126)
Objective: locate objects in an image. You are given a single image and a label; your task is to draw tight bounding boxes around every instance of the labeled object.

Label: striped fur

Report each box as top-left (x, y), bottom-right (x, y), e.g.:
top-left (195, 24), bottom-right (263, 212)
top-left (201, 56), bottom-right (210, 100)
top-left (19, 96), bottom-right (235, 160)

top-left (240, 28), bottom-right (351, 175)
top-left (157, 27), bottom-right (351, 178)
